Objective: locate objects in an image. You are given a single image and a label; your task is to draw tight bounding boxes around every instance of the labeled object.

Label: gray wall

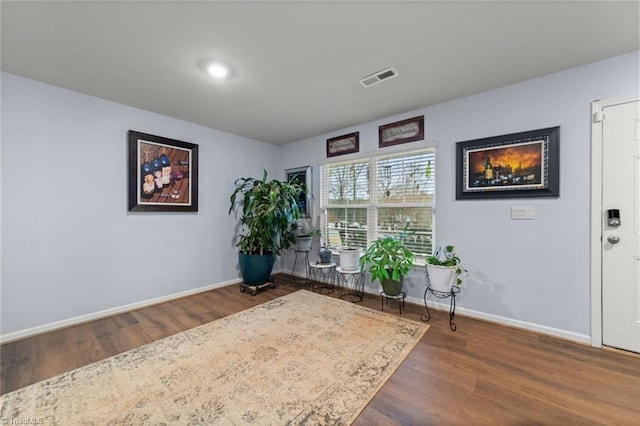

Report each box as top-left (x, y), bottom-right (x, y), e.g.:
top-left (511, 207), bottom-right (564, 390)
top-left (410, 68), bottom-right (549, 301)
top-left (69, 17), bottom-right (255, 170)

top-left (278, 51), bottom-right (639, 339)
top-left (1, 73), bottom-right (280, 334)
top-left (2, 51), bottom-right (638, 339)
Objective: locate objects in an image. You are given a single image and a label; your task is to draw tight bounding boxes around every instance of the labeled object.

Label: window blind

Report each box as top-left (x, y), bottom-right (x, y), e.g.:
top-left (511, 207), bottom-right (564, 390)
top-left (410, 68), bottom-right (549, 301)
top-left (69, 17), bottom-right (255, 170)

top-left (320, 148), bottom-right (435, 257)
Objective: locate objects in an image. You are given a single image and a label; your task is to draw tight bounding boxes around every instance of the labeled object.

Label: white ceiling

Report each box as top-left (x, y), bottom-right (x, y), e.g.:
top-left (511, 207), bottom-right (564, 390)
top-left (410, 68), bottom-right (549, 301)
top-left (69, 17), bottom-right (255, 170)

top-left (2, 1), bottom-right (638, 145)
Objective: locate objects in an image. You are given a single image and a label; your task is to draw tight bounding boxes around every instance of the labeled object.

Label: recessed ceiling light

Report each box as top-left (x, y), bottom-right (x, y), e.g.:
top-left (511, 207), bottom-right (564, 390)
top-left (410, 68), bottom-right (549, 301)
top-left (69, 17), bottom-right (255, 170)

top-left (207, 62), bottom-right (230, 78)
top-left (198, 59), bottom-right (234, 79)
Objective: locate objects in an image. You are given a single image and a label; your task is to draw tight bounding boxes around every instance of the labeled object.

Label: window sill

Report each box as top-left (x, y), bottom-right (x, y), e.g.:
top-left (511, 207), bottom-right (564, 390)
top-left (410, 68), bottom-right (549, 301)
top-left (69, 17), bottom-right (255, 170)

top-left (327, 249), bottom-right (427, 268)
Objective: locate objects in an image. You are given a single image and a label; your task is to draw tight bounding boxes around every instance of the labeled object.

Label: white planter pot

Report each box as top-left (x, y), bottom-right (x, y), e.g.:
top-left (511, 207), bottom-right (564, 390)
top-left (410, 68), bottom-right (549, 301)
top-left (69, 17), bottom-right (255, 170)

top-left (295, 236), bottom-right (313, 252)
top-left (338, 246), bottom-right (362, 271)
top-left (426, 263), bottom-right (457, 292)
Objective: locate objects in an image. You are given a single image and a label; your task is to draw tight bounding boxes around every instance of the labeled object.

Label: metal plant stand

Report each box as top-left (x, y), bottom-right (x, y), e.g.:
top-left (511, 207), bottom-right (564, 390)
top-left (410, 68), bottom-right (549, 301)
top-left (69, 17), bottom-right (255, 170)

top-left (310, 261), bottom-right (336, 294)
top-left (421, 285), bottom-right (461, 331)
top-left (335, 266), bottom-right (364, 302)
top-left (292, 249), bottom-right (311, 287)
top-left (380, 291), bottom-right (406, 314)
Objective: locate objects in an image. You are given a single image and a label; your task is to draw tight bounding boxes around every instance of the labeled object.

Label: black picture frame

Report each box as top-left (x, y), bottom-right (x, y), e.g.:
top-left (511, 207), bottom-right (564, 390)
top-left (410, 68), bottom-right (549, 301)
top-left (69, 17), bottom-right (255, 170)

top-left (327, 132), bottom-right (359, 157)
top-left (285, 165), bottom-right (312, 218)
top-left (456, 126), bottom-right (559, 199)
top-left (128, 130), bottom-right (199, 212)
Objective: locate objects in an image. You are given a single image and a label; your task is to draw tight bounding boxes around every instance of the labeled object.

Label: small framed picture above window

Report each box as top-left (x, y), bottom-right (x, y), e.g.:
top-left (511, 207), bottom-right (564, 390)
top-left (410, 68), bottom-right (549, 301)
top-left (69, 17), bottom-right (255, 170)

top-left (327, 132), bottom-right (359, 157)
top-left (378, 115), bottom-right (424, 148)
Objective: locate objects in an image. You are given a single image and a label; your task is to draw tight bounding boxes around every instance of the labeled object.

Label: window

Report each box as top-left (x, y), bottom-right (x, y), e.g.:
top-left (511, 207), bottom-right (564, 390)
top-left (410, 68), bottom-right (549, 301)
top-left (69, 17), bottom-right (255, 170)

top-left (320, 148), bottom-right (435, 259)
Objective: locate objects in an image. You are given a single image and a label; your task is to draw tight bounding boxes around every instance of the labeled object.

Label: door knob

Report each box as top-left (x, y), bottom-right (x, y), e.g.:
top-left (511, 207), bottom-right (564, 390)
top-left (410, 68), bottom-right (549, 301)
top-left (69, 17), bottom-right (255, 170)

top-left (607, 235), bottom-right (621, 244)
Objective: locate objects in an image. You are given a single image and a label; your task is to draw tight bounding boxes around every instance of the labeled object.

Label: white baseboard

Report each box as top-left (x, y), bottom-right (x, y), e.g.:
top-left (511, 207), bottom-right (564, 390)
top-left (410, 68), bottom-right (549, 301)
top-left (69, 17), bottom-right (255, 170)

top-left (285, 270), bottom-right (590, 344)
top-left (360, 286), bottom-right (591, 344)
top-left (398, 290), bottom-right (590, 344)
top-left (0, 278), bottom-right (242, 344)
top-left (464, 309), bottom-right (590, 345)
top-left (286, 271), bottom-right (591, 344)
top-left (1, 272), bottom-right (591, 346)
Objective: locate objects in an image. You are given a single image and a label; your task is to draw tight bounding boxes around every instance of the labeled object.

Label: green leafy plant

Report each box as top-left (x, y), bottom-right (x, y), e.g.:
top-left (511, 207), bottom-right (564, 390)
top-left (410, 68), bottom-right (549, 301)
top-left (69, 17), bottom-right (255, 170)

top-left (359, 226), bottom-right (415, 283)
top-left (295, 226), bottom-right (321, 238)
top-left (426, 245), bottom-right (467, 285)
top-left (229, 169), bottom-right (302, 255)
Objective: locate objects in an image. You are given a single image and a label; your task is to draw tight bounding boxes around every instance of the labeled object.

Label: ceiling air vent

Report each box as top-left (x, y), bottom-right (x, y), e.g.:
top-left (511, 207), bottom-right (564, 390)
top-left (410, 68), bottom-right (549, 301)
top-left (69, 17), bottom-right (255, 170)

top-left (358, 67), bottom-right (399, 88)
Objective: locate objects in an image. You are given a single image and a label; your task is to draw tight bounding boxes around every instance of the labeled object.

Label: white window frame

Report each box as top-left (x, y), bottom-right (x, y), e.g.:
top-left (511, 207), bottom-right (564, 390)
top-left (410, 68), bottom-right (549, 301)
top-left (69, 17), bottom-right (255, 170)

top-left (319, 144), bottom-right (436, 265)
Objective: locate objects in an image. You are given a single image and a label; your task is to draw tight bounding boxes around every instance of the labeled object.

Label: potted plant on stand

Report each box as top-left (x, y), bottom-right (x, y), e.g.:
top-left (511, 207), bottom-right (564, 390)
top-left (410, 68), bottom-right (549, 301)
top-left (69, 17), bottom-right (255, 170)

top-left (294, 226), bottom-right (321, 252)
top-left (338, 243), bottom-right (363, 271)
top-left (425, 245), bottom-right (467, 292)
top-left (359, 228), bottom-right (415, 296)
top-left (229, 170), bottom-right (302, 294)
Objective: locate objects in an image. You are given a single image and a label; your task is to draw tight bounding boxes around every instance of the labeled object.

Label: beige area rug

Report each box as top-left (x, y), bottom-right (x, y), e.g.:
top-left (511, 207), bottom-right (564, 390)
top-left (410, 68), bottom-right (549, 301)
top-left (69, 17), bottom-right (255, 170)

top-left (1, 290), bottom-right (429, 425)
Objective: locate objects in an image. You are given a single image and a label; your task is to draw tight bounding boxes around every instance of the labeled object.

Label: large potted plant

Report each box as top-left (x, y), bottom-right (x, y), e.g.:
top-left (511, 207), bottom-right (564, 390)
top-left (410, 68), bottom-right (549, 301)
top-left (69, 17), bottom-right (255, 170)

top-left (229, 170), bottom-right (302, 287)
top-left (359, 228), bottom-right (415, 296)
top-left (425, 245), bottom-right (467, 292)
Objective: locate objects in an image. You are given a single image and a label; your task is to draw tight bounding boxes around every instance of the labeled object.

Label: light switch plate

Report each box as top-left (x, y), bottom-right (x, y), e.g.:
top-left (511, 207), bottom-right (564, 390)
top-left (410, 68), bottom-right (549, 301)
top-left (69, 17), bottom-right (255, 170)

top-left (511, 206), bottom-right (535, 220)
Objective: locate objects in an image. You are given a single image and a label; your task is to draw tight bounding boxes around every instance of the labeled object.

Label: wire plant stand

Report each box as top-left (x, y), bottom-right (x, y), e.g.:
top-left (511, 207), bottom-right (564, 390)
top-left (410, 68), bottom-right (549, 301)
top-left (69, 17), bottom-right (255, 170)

top-left (421, 269), bottom-right (461, 331)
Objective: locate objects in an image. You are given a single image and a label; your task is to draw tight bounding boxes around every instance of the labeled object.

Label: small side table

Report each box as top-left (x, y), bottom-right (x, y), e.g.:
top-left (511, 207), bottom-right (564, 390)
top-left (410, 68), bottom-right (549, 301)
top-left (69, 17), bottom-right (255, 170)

top-left (310, 261), bottom-right (336, 294)
top-left (335, 266), bottom-right (364, 302)
top-left (421, 285), bottom-right (461, 331)
top-left (380, 291), bottom-right (406, 314)
top-left (292, 250), bottom-right (311, 287)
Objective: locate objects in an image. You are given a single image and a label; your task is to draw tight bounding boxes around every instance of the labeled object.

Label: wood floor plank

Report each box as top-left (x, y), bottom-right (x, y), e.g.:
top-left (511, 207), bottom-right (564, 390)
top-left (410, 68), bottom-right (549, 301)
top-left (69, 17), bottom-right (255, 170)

top-left (2, 273), bottom-right (639, 424)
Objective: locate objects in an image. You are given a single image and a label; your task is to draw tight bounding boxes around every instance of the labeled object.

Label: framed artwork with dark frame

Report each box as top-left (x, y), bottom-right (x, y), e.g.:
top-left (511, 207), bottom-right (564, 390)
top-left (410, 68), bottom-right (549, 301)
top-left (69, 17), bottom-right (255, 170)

top-left (379, 115), bottom-right (424, 148)
top-left (456, 126), bottom-right (559, 199)
top-left (128, 130), bottom-right (199, 212)
top-left (327, 132), bottom-right (359, 157)
top-left (285, 165), bottom-right (312, 218)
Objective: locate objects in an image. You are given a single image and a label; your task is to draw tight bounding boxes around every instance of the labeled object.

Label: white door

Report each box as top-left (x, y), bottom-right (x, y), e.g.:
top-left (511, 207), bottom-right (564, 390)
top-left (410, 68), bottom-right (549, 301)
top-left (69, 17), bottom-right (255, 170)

top-left (602, 99), bottom-right (640, 353)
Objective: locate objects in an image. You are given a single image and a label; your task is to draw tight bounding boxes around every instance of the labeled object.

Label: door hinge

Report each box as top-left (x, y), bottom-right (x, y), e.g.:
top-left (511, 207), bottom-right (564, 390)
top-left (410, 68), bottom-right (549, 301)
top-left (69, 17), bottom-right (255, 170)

top-left (593, 111), bottom-right (605, 122)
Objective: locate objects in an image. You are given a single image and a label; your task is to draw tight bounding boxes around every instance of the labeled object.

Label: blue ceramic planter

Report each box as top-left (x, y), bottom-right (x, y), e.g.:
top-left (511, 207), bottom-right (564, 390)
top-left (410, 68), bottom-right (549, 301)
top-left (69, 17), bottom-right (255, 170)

top-left (239, 252), bottom-right (275, 285)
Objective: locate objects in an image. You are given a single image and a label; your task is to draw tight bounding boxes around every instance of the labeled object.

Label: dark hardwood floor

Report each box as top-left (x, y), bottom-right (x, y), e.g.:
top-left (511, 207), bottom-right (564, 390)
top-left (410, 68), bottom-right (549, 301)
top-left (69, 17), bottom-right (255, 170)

top-left (2, 274), bottom-right (639, 424)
